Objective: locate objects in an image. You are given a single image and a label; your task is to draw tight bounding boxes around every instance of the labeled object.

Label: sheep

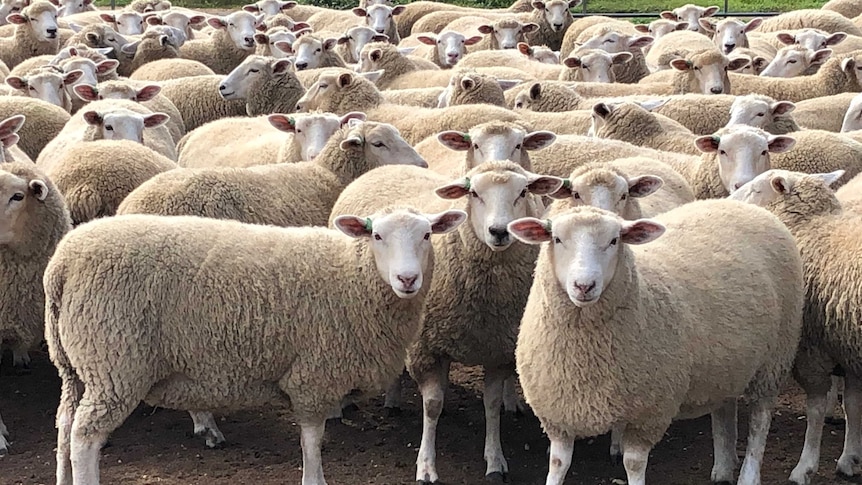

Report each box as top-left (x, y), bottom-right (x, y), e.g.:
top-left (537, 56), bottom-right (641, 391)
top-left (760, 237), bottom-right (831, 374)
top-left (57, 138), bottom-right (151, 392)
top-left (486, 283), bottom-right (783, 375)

top-left (398, 0), bottom-right (533, 40)
top-left (144, 10), bottom-right (206, 41)
top-left (334, 25), bottom-right (388, 64)
top-left (178, 10), bottom-right (263, 75)
top-left (179, 111), bottom-right (364, 168)
top-left (413, 30), bottom-right (483, 68)
top-left (509, 200), bottom-right (802, 485)
top-left (5, 66), bottom-right (83, 112)
top-left (730, 53), bottom-right (862, 101)
top-left (1, 1), bottom-right (60, 69)
top-left (590, 100), bottom-right (703, 156)
top-left (328, 160), bottom-right (563, 483)
top-left (700, 17), bottom-right (763, 54)
top-left (759, 9), bottom-right (862, 36)
top-left (457, 48), bottom-right (563, 79)
top-left (561, 49), bottom-right (632, 83)
top-left (645, 29), bottom-right (716, 71)
top-left (357, 41), bottom-right (426, 89)
top-left (634, 19), bottom-right (690, 50)
top-left (760, 45), bottom-right (833, 77)
top-left (661, 3), bottom-right (720, 34)
top-left (289, 33), bottom-right (348, 72)
top-left (0, 96), bottom-right (70, 160)
top-left (836, 170), bottom-right (862, 212)
top-left (54, 46), bottom-right (118, 83)
top-left (727, 169), bottom-right (862, 484)
top-left (724, 93), bottom-right (800, 134)
top-left (0, 161), bottom-right (71, 375)
top-left (571, 22), bottom-right (654, 83)
top-left (559, 15), bottom-right (620, 58)
top-left (37, 98), bottom-right (172, 171)
top-left (97, 10), bottom-right (145, 36)
top-left (116, 31), bottom-right (179, 77)
top-left (159, 75), bottom-right (247, 132)
top-left (842, 92), bottom-right (862, 132)
top-left (118, 120), bottom-right (427, 228)
top-left (254, 26), bottom-right (296, 58)
top-left (307, 4), bottom-right (405, 44)
top-left (731, 47), bottom-right (771, 74)
top-left (63, 24), bottom-right (128, 59)
top-left (824, 0), bottom-right (862, 18)
top-left (769, 28), bottom-right (850, 51)
top-left (242, 0), bottom-right (296, 17)
top-left (435, 70), bottom-right (520, 108)
top-left (47, 203), bottom-right (466, 485)
top-left (127, 0), bottom-right (171, 13)
top-left (651, 93), bottom-right (796, 135)
top-left (445, 16), bottom-right (539, 52)
top-left (517, 41), bottom-right (560, 64)
top-left (0, 0), bottom-right (26, 26)
top-left (47, 139), bottom-right (176, 226)
top-left (128, 57), bottom-right (214, 81)
top-left (0, 114), bottom-right (30, 163)
top-left (56, 56), bottom-right (119, 113)
top-left (519, 0), bottom-right (576, 51)
top-left (507, 81), bottom-right (585, 111)
top-left (787, 92), bottom-right (859, 132)
top-left (296, 69), bottom-right (522, 144)
top-left (217, 55), bottom-right (304, 118)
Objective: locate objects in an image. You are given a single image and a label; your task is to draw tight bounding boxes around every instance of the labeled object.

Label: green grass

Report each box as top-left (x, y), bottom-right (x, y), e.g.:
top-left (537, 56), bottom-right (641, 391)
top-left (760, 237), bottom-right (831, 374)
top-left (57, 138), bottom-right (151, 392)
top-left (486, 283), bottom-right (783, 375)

top-left (94, 0), bottom-right (827, 17)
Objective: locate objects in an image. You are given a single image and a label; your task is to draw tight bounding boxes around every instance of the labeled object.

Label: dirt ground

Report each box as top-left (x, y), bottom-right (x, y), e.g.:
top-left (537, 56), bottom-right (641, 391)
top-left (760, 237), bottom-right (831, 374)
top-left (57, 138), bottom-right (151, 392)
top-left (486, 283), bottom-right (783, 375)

top-left (0, 351), bottom-right (856, 485)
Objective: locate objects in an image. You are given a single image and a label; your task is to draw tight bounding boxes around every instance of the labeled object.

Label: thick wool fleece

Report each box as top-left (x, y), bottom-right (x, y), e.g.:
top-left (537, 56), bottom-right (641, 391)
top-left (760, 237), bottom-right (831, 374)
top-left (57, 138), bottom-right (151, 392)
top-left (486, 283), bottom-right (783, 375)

top-left (759, 9), bottom-right (862, 36)
top-left (179, 28), bottom-right (251, 75)
top-left (730, 55), bottom-right (862, 102)
top-left (0, 2), bottom-right (60, 68)
top-left (0, 96), bottom-right (69, 160)
top-left (595, 103), bottom-right (702, 155)
top-left (159, 75), bottom-right (248, 132)
top-left (129, 58), bottom-right (215, 82)
top-left (771, 130), bottom-right (862, 187)
top-left (516, 201), bottom-right (803, 446)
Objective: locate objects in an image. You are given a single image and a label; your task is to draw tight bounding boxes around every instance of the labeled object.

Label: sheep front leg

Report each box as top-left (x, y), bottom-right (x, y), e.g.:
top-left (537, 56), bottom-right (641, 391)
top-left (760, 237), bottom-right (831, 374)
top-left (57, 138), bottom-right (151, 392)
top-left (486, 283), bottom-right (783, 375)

top-left (483, 367), bottom-right (509, 480)
top-left (837, 373), bottom-right (862, 477)
top-left (545, 435), bottom-right (575, 485)
top-left (609, 424), bottom-right (624, 464)
top-left (384, 372), bottom-right (403, 416)
top-left (710, 398), bottom-right (739, 484)
top-left (502, 375), bottom-right (526, 415)
top-left (189, 411), bottom-right (225, 448)
top-left (825, 375), bottom-right (845, 425)
top-left (71, 429), bottom-right (109, 485)
top-left (300, 420), bottom-right (328, 485)
top-left (0, 410), bottom-right (8, 456)
top-left (789, 392), bottom-right (828, 484)
top-left (737, 396), bottom-right (775, 485)
top-left (622, 435), bottom-right (653, 485)
top-left (415, 359), bottom-right (450, 484)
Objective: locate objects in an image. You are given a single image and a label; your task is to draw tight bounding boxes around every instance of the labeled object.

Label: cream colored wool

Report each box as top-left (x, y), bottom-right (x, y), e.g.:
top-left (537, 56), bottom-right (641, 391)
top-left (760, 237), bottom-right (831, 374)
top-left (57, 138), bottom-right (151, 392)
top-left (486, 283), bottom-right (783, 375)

top-left (128, 58), bottom-right (214, 81)
top-left (0, 2), bottom-right (60, 68)
top-left (0, 95), bottom-right (69, 159)
top-left (158, 75), bottom-right (247, 132)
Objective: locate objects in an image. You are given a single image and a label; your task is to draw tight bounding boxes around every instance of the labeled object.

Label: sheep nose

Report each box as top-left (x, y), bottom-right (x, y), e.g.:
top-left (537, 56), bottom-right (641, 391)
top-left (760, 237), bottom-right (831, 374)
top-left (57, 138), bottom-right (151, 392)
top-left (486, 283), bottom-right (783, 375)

top-left (574, 281), bottom-right (596, 294)
top-left (447, 53), bottom-right (459, 59)
top-left (375, 28), bottom-right (385, 34)
top-left (47, 27), bottom-right (57, 36)
top-left (502, 44), bottom-right (515, 49)
top-left (219, 84), bottom-right (227, 91)
top-left (295, 61), bottom-right (308, 70)
top-left (553, 23), bottom-right (563, 30)
top-left (488, 226), bottom-right (509, 244)
top-left (710, 86), bottom-right (723, 94)
top-left (397, 274), bottom-right (418, 288)
top-left (724, 43), bottom-right (735, 52)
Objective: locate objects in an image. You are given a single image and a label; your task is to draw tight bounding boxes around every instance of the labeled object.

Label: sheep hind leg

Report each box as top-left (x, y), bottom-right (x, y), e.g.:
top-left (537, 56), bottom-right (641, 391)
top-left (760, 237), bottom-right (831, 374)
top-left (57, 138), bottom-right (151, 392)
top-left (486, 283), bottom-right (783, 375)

top-left (414, 359), bottom-right (450, 484)
top-left (502, 375), bottom-right (526, 416)
top-left (70, 394), bottom-right (139, 485)
top-left (621, 440), bottom-right (652, 485)
top-left (710, 398), bottom-right (739, 484)
top-left (609, 424), bottom-right (624, 465)
top-left (483, 366), bottom-right (509, 481)
top-left (0, 410), bottom-right (8, 456)
top-left (825, 375), bottom-right (845, 425)
top-left (737, 396), bottom-right (775, 485)
top-left (189, 411), bottom-right (225, 448)
top-left (789, 392), bottom-right (828, 484)
top-left (56, 370), bottom-right (84, 485)
top-left (299, 419), bottom-right (328, 485)
top-left (837, 373), bottom-right (862, 477)
top-left (383, 371), bottom-right (404, 417)
top-left (545, 435), bottom-right (575, 485)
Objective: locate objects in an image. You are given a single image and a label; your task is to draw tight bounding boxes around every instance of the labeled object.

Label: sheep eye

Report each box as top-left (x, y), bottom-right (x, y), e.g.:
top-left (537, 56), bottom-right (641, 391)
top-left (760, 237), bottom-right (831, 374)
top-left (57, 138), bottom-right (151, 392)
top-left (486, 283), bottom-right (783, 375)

top-left (572, 192), bottom-right (581, 199)
top-left (248, 68), bottom-right (259, 73)
top-left (554, 237), bottom-right (562, 244)
top-left (319, 83), bottom-right (328, 89)
top-left (519, 189), bottom-right (527, 198)
top-left (10, 193), bottom-right (24, 202)
top-left (315, 48), bottom-right (321, 52)
top-left (28, 86), bottom-right (34, 91)
top-left (788, 59), bottom-right (797, 64)
top-left (106, 125), bottom-right (114, 131)
top-left (694, 66), bottom-right (700, 70)
top-left (371, 141), bottom-right (385, 148)
top-left (609, 237), bottom-right (618, 246)
top-left (515, 102), bottom-right (523, 108)
top-left (514, 144), bottom-right (521, 149)
top-left (621, 193), bottom-right (628, 200)
top-left (469, 190), bottom-right (479, 198)
top-left (582, 64), bottom-right (589, 69)
top-left (229, 22), bottom-right (234, 27)
top-left (756, 112), bottom-right (765, 117)
top-left (761, 150), bottom-right (767, 156)
top-left (423, 232), bottom-right (430, 240)
top-left (107, 37), bottom-right (115, 42)
top-left (373, 233), bottom-right (381, 240)
top-left (719, 149), bottom-right (726, 155)
top-left (296, 129), bottom-right (302, 133)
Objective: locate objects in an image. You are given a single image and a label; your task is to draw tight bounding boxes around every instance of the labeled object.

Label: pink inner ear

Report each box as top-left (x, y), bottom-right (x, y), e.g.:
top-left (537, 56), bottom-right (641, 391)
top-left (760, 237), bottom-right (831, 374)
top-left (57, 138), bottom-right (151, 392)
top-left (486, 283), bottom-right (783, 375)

top-left (509, 219), bottom-right (550, 242)
top-left (436, 184), bottom-right (470, 199)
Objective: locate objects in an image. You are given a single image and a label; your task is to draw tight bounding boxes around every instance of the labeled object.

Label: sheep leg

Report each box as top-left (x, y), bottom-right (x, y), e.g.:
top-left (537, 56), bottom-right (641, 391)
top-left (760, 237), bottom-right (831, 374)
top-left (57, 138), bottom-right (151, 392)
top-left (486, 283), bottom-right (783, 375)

top-left (710, 398), bottom-right (739, 484)
top-left (299, 420), bottom-right (328, 485)
top-left (188, 411), bottom-right (225, 448)
top-left (384, 372), bottom-right (403, 416)
top-left (415, 359), bottom-right (450, 484)
top-left (737, 396), bottom-right (775, 485)
top-left (825, 375), bottom-right (845, 425)
top-left (11, 342), bottom-right (30, 369)
top-left (789, 392), bottom-right (828, 484)
top-left (483, 367), bottom-right (509, 480)
top-left (502, 375), bottom-right (526, 415)
top-left (0, 410), bottom-right (8, 456)
top-left (56, 372), bottom-right (83, 485)
top-left (622, 441), bottom-right (651, 485)
top-left (71, 429), bottom-right (109, 485)
top-left (545, 435), bottom-right (575, 485)
top-left (837, 373), bottom-right (862, 477)
top-left (609, 424), bottom-right (624, 465)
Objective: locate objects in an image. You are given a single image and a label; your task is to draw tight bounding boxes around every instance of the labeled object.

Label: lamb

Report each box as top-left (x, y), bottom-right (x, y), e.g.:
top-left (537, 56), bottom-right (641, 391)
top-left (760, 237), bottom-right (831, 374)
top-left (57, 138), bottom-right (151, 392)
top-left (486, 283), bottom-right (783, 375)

top-left (37, 98), bottom-right (172, 171)
top-left (47, 203), bottom-right (466, 485)
top-left (700, 17), bottom-right (763, 54)
top-left (46, 139), bottom-right (176, 226)
top-left (118, 120), bottom-right (427, 228)
top-left (728, 169), bottom-right (862, 484)
top-left (730, 53), bottom-right (862, 101)
top-left (159, 75), bottom-right (247, 132)
top-left (0, 96), bottom-right (71, 159)
top-left (457, 48), bottom-right (564, 79)
top-left (509, 199), bottom-right (802, 485)
top-left (561, 48), bottom-right (633, 83)
top-left (760, 45), bottom-right (833, 77)
top-left (660, 3), bottom-right (720, 34)
top-left (128, 57), bottom-right (214, 81)
top-left (295, 69), bottom-right (522, 144)
top-left (759, 9), bottom-right (862, 36)
top-left (218, 55), bottom-right (304, 117)
top-left (289, 33), bottom-right (348, 71)
top-left (0, 161), bottom-right (71, 376)
top-left (517, 41), bottom-right (560, 64)
top-left (328, 160), bottom-right (563, 483)
top-left (435, 70), bottom-right (519, 108)
top-left (179, 10), bottom-right (264, 74)
top-left (1, 1), bottom-right (61, 69)
top-left (413, 30), bottom-right (483, 68)
top-left (5, 66), bottom-right (83, 112)
top-left (144, 10), bottom-right (206, 41)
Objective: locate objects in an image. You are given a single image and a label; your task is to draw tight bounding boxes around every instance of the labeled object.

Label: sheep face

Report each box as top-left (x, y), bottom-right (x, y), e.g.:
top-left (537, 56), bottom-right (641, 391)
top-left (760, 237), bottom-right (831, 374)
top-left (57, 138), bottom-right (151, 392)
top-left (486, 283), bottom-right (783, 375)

top-left (437, 124), bottom-right (555, 168)
top-left (760, 46), bottom-right (832, 78)
top-left (435, 163), bottom-right (562, 251)
top-left (269, 111), bottom-right (365, 161)
top-left (82, 109), bottom-right (169, 144)
top-left (0, 0), bottom-right (26, 26)
top-left (705, 17), bottom-right (760, 54)
top-left (518, 42), bottom-right (560, 64)
top-left (418, 31), bottom-right (482, 67)
top-left (695, 126), bottom-right (796, 194)
top-left (341, 121), bottom-right (428, 169)
top-left (293, 35), bottom-right (337, 70)
top-left (0, 170), bottom-right (49, 245)
top-left (635, 19), bottom-right (688, 41)
top-left (219, 55), bottom-right (291, 100)
top-left (84, 26), bottom-right (128, 56)
top-left (258, 29), bottom-right (296, 59)
top-left (532, 0), bottom-right (574, 33)
top-left (334, 209), bottom-right (466, 299)
top-left (726, 95), bottom-right (795, 129)
top-left (58, 0), bottom-right (94, 17)
top-left (208, 11), bottom-right (263, 51)
top-left (550, 166), bottom-right (663, 216)
top-left (478, 20), bottom-right (537, 50)
top-left (6, 69), bottom-right (82, 109)
top-left (578, 30), bottom-right (653, 55)
top-left (353, 4), bottom-right (403, 35)
top-left (242, 0), bottom-right (296, 17)
top-left (9, 4), bottom-right (59, 42)
top-left (842, 93), bottom-right (862, 132)
top-left (670, 52), bottom-right (748, 95)
top-left (729, 169), bottom-right (844, 207)
top-left (660, 4), bottom-right (719, 33)
top-left (778, 29), bottom-right (846, 51)
top-left (508, 208), bottom-right (665, 306)
top-left (147, 11), bottom-right (205, 41)
top-left (102, 11), bottom-right (145, 35)
top-left (61, 58), bottom-right (119, 88)
top-left (339, 26), bottom-right (387, 64)
top-left (563, 50), bottom-right (631, 83)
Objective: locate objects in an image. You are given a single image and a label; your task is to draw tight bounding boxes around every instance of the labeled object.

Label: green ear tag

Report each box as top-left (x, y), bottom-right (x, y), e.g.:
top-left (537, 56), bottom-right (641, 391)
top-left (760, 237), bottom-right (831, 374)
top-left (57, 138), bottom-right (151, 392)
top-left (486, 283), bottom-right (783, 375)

top-left (562, 179), bottom-right (572, 189)
top-left (545, 219), bottom-right (552, 232)
top-left (463, 133), bottom-right (471, 142)
top-left (364, 218), bottom-right (372, 231)
top-left (464, 177), bottom-right (471, 190)
top-left (712, 135), bottom-right (721, 144)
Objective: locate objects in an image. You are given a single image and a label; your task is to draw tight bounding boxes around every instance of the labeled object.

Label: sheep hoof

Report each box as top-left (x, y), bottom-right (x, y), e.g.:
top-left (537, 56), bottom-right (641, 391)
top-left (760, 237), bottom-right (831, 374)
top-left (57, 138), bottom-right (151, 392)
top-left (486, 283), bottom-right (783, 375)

top-left (384, 406), bottom-right (402, 418)
top-left (713, 481), bottom-right (733, 485)
top-left (485, 471), bottom-right (508, 482)
top-left (825, 416), bottom-right (846, 426)
top-left (415, 479), bottom-right (436, 484)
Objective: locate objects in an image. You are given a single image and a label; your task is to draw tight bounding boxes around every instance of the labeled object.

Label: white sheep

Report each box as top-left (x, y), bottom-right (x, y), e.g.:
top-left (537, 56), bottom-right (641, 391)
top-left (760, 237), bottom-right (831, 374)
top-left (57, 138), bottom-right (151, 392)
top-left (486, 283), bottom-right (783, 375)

top-left (307, 4), bottom-right (405, 44)
top-left (158, 74), bottom-right (247, 132)
top-left (725, 93), bottom-right (799, 133)
top-left (730, 53), bottom-right (862, 101)
top-left (1, 1), bottom-right (61, 68)
top-left (700, 16), bottom-right (762, 54)
top-left (645, 29), bottom-right (718, 72)
top-left (99, 10), bottom-right (145, 36)
top-left (509, 199), bottom-right (802, 485)
top-left (0, 0), bottom-right (26, 26)
top-left (413, 30), bottom-right (483, 68)
top-left (517, 41), bottom-right (560, 63)
top-left (571, 22), bottom-right (654, 83)
top-left (759, 45), bottom-right (832, 77)
top-left (842, 92), bottom-right (862, 132)
top-left (6, 66), bottom-right (83, 112)
top-left (242, 0), bottom-right (296, 17)
top-left (336, 25), bottom-right (388, 64)
top-left (128, 57), bottom-right (214, 81)
top-left (445, 16), bottom-right (539, 51)
top-left (47, 205), bottom-right (466, 485)
top-left (179, 10), bottom-right (264, 74)
top-left (290, 33), bottom-right (347, 71)
top-left (660, 3), bottom-right (720, 34)
top-left (217, 55), bottom-right (304, 118)
top-left (561, 49), bottom-right (632, 83)
top-left (144, 10), bottom-right (207, 41)
top-left (759, 9), bottom-right (862, 36)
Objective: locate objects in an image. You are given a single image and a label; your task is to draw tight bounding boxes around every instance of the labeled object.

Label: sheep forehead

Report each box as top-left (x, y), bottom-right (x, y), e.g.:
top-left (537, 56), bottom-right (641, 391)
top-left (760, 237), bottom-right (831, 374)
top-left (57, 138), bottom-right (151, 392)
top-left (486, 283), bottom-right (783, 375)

top-left (239, 54), bottom-right (271, 70)
top-left (553, 206), bottom-right (623, 241)
top-left (162, 11), bottom-right (189, 22)
top-left (570, 165), bottom-right (627, 190)
top-left (362, 122), bottom-right (401, 141)
top-left (467, 161), bottom-right (528, 189)
top-left (29, 70), bottom-right (64, 85)
top-left (225, 10), bottom-right (257, 25)
top-left (690, 49), bottom-right (728, 67)
top-left (296, 34), bottom-right (324, 49)
top-left (102, 109), bottom-right (145, 122)
top-left (62, 57), bottom-right (95, 71)
top-left (471, 120), bottom-right (526, 137)
top-left (731, 95), bottom-right (770, 113)
top-left (366, 4), bottom-right (393, 14)
top-left (295, 113), bottom-right (340, 131)
top-left (24, 1), bottom-right (57, 17)
top-left (718, 126), bottom-right (770, 148)
top-left (715, 18), bottom-right (744, 30)
top-left (578, 49), bottom-right (612, 63)
top-left (371, 209), bottom-right (433, 237)
top-left (494, 17), bottom-right (524, 29)
top-left (437, 30), bottom-right (465, 43)
top-left (0, 172), bottom-right (28, 194)
top-left (268, 30), bottom-right (295, 43)
top-left (674, 4), bottom-right (707, 15)
top-left (117, 11), bottom-right (142, 21)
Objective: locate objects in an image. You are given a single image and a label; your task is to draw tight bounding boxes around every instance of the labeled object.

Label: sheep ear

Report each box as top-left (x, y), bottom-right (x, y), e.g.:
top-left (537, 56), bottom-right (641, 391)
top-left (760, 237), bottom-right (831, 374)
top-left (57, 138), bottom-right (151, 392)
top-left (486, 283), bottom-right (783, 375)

top-left (242, 4), bottom-right (260, 12)
top-left (811, 170), bottom-right (845, 188)
top-left (340, 135), bottom-right (364, 150)
top-left (68, 22), bottom-right (82, 32)
top-left (634, 24), bottom-right (649, 33)
top-left (397, 46), bottom-right (416, 56)
top-left (268, 114), bottom-right (295, 132)
top-left (620, 219), bottom-right (665, 245)
top-left (272, 58), bottom-right (293, 73)
top-left (628, 175), bottom-right (664, 197)
top-left (464, 35), bottom-right (482, 46)
top-left (523, 131), bottom-right (556, 150)
top-left (369, 48), bottom-right (383, 62)
top-left (767, 135), bottom-right (796, 153)
top-left (96, 59), bottom-right (120, 74)
top-left (770, 101), bottom-right (795, 116)
top-left (145, 15), bottom-right (162, 25)
top-left (1, 132), bottom-right (19, 148)
top-left (6, 13), bottom-right (26, 25)
top-left (526, 174), bottom-right (564, 195)
top-left (769, 173), bottom-right (791, 194)
top-left (547, 179), bottom-right (572, 199)
top-left (99, 13), bottom-right (115, 23)
top-left (435, 178), bottom-right (471, 199)
top-left (460, 76), bottom-right (475, 90)
top-left (727, 56), bottom-right (751, 71)
top-left (531, 1), bottom-right (545, 9)
top-left (5, 76), bottom-right (26, 90)
top-left (694, 135), bottom-right (720, 153)
top-left (675, 22), bottom-right (689, 31)
top-left (698, 18), bottom-right (714, 33)
top-left (659, 10), bottom-right (676, 19)
top-left (496, 78), bottom-right (521, 91)
top-left (592, 102), bottom-right (613, 119)
top-left (669, 58), bottom-right (691, 71)
top-left (843, 57), bottom-right (857, 72)
top-left (323, 37), bottom-right (338, 51)
top-left (207, 16), bottom-right (228, 30)
top-left (826, 32), bottom-right (847, 45)
top-left (628, 36), bottom-right (653, 49)
top-left (338, 72), bottom-right (355, 87)
top-left (73, 84), bottom-right (99, 101)
top-left (391, 5), bottom-right (405, 15)
top-left (273, 41), bottom-right (293, 54)
top-left (29, 180), bottom-right (49, 201)
top-left (520, 22), bottom-right (539, 34)
top-left (82, 111), bottom-right (103, 126)
top-left (352, 7), bottom-right (366, 17)
top-left (121, 41), bottom-right (140, 55)
top-left (143, 113), bottom-right (169, 128)
top-left (427, 209), bottom-right (467, 234)
top-left (292, 22), bottom-right (310, 33)
top-left (340, 111), bottom-right (366, 127)
top-left (478, 24), bottom-right (493, 35)
top-left (0, 115), bottom-right (25, 138)
top-left (254, 33), bottom-right (268, 44)
top-left (334, 215), bottom-right (372, 238)
top-left (437, 131), bottom-right (471, 151)
top-left (508, 217), bottom-right (552, 244)
top-left (702, 5), bottom-right (720, 16)
top-left (744, 17), bottom-right (762, 32)
top-left (809, 48), bottom-right (832, 66)
top-left (517, 42), bottom-right (532, 55)
top-left (612, 51), bottom-right (633, 64)
top-left (358, 69), bottom-right (384, 83)
top-left (562, 56), bottom-right (581, 68)
top-left (135, 84), bottom-right (161, 102)
top-left (417, 35), bottom-right (436, 46)
top-left (371, 33), bottom-right (389, 42)
top-left (752, 56), bottom-right (767, 70)
top-left (776, 33), bottom-right (795, 45)
top-left (529, 82), bottom-right (542, 100)
top-left (63, 70), bottom-right (84, 85)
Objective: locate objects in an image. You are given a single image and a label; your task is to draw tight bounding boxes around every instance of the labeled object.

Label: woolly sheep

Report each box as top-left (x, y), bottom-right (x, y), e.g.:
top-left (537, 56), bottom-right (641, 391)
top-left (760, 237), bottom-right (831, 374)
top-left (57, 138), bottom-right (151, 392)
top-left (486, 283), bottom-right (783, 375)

top-left (98, 10), bottom-right (145, 36)
top-left (823, 0), bottom-right (862, 18)
top-left (119, 120), bottom-right (427, 228)
top-left (335, 25), bottom-right (388, 64)
top-left (445, 16), bottom-right (538, 52)
top-left (1, 1), bottom-right (60, 69)
top-left (452, 48), bottom-right (563, 79)
top-left (517, 41), bottom-right (560, 64)
top-left (0, 0), bottom-right (26, 26)
top-left (435, 69), bottom-right (518, 108)
top-left (559, 15), bottom-right (620, 58)
top-left (126, 0), bottom-right (171, 13)
top-left (128, 57), bottom-right (214, 81)
top-left (842, 92), bottom-right (862, 131)
top-left (307, 4), bottom-right (405, 44)
top-left (242, 0), bottom-right (296, 17)
top-left (519, 0), bottom-right (576, 51)
top-left (0, 96), bottom-right (70, 159)
top-left (56, 56), bottom-right (119, 113)
top-left (590, 100), bottom-right (703, 155)
top-left (836, 170), bottom-right (862, 211)
top-left (728, 169), bottom-right (862, 484)
top-left (570, 21), bottom-right (653, 83)
top-left (63, 24), bottom-right (128, 59)
top-left (509, 199), bottom-right (802, 485)
top-left (357, 41), bottom-right (428, 89)
top-left (700, 17), bottom-right (763, 54)
top-left (730, 53), bottom-right (862, 101)
top-left (117, 31), bottom-right (179, 77)
top-left (724, 93), bottom-right (799, 134)
top-left (759, 9), bottom-right (862, 36)
top-left (398, 0), bottom-right (533, 39)
top-left (645, 29), bottom-right (716, 71)
top-left (788, 91), bottom-right (857, 132)
top-left (329, 160), bottom-right (563, 483)
top-left (290, 33), bottom-right (348, 71)
top-left (413, 30), bottom-right (483, 68)
top-left (47, 139), bottom-right (176, 225)
top-left (661, 3), bottom-right (720, 34)
top-left (47, 204), bottom-right (466, 485)
top-left (178, 10), bottom-right (263, 74)
top-left (218, 55), bottom-right (304, 117)
top-left (760, 45), bottom-right (833, 77)
top-left (0, 115), bottom-right (30, 163)
top-left (144, 10), bottom-right (206, 41)
top-left (0, 161), bottom-right (71, 376)
top-left (381, 86), bottom-right (446, 107)
top-left (561, 49), bottom-right (632, 83)
top-left (634, 19), bottom-right (690, 50)
top-left (5, 66), bottom-right (83, 112)
top-left (159, 75), bottom-right (247, 132)
top-left (295, 69), bottom-right (522, 144)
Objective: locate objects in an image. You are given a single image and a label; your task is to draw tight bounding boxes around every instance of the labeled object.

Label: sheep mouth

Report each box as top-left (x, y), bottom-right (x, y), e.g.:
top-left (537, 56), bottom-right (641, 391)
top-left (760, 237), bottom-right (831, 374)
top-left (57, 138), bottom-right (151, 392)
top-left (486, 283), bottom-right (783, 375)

top-left (45, 32), bottom-right (58, 39)
top-left (220, 90), bottom-right (236, 99)
top-left (572, 295), bottom-right (599, 306)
